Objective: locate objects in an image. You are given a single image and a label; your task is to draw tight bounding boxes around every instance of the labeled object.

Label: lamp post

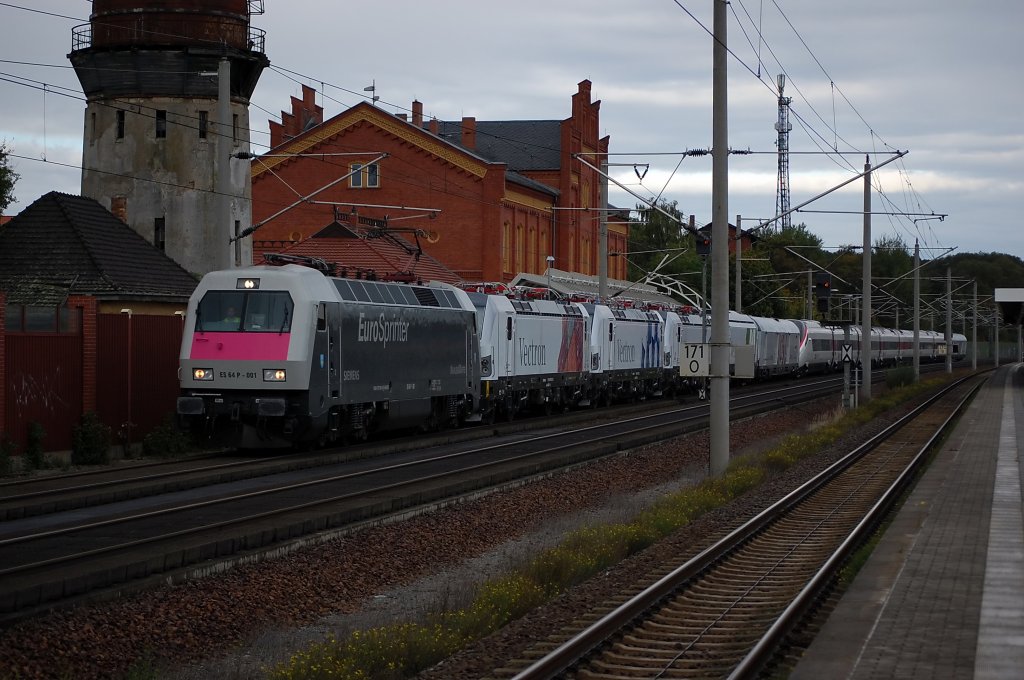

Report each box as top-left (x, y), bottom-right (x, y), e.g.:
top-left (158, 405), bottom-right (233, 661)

top-left (546, 255), bottom-right (555, 298)
top-left (120, 308), bottom-right (133, 453)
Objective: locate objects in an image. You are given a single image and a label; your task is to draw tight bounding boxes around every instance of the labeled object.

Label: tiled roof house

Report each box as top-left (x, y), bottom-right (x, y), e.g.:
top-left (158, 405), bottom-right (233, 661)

top-left (0, 192), bottom-right (197, 311)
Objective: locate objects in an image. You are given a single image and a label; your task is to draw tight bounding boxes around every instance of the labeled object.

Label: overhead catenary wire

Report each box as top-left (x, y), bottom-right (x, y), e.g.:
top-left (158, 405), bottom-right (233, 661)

top-left (0, 0), bottom-right (949, 258)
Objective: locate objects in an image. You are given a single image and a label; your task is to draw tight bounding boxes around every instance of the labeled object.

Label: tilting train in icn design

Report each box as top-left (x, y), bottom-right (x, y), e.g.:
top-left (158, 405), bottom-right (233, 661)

top-left (177, 262), bottom-right (968, 448)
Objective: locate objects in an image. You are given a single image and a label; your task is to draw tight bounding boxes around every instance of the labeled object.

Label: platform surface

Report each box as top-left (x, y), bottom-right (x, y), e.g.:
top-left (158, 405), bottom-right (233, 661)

top-left (791, 364), bottom-right (1024, 680)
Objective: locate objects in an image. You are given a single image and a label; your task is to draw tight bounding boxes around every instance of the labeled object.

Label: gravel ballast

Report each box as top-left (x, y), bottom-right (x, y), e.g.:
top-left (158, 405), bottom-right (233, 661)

top-left (0, 396), bottom-right (918, 680)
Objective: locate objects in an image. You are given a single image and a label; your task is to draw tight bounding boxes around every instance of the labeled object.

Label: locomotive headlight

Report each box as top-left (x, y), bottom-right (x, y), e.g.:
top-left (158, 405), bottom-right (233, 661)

top-left (193, 368), bottom-right (214, 381)
top-left (263, 369), bottom-right (287, 382)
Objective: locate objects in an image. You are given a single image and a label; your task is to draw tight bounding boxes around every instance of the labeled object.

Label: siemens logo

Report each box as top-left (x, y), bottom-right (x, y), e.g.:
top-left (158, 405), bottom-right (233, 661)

top-left (519, 339), bottom-right (547, 366)
top-left (357, 313), bottom-right (410, 349)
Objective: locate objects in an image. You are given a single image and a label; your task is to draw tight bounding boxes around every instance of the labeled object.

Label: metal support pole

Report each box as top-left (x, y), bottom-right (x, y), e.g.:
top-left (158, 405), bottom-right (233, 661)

top-left (945, 266), bottom-right (952, 373)
top-left (996, 312), bottom-right (1001, 368)
top-left (709, 0), bottom-right (730, 476)
top-left (735, 215), bottom-right (742, 313)
top-left (216, 58), bottom-right (233, 269)
top-left (599, 157), bottom-right (609, 301)
top-left (972, 280), bottom-right (977, 370)
top-left (807, 270), bottom-right (813, 320)
top-left (843, 323), bottom-right (851, 408)
top-left (702, 256), bottom-right (708, 343)
top-left (860, 156), bottom-right (872, 401)
top-left (913, 238), bottom-right (921, 378)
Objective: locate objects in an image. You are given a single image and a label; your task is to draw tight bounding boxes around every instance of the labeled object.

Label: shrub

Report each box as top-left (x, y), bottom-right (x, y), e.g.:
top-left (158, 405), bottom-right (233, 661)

top-left (24, 422), bottom-right (46, 470)
top-left (72, 412), bottom-right (111, 465)
top-left (0, 434), bottom-right (14, 475)
top-left (142, 416), bottom-right (193, 459)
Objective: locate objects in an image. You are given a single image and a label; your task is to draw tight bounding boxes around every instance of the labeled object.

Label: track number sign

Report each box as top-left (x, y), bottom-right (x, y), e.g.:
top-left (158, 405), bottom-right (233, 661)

top-left (680, 343), bottom-right (709, 377)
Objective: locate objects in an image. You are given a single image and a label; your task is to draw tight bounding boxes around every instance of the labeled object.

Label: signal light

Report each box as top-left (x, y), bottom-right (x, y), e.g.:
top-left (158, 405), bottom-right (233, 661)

top-left (813, 272), bottom-right (832, 298)
top-left (696, 236), bottom-right (712, 256)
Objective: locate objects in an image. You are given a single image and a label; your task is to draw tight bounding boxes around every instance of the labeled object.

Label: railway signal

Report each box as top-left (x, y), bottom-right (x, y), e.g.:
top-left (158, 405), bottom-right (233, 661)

top-left (696, 235), bottom-right (712, 256)
top-left (814, 272), bottom-right (832, 313)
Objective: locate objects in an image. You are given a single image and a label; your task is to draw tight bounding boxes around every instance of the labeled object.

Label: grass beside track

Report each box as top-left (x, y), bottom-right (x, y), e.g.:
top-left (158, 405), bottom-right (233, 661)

top-left (260, 374), bottom-right (959, 680)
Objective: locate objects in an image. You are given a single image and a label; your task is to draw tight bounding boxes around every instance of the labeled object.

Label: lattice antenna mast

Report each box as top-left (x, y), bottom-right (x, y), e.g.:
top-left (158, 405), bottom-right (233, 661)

top-left (775, 74), bottom-right (793, 233)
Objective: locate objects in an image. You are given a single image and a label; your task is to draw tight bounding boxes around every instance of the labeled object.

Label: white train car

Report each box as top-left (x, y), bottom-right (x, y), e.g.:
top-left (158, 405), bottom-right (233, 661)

top-left (471, 292), bottom-right (590, 418)
top-left (747, 316), bottom-right (804, 378)
top-left (585, 304), bottom-right (666, 403)
top-left (801, 321), bottom-right (840, 374)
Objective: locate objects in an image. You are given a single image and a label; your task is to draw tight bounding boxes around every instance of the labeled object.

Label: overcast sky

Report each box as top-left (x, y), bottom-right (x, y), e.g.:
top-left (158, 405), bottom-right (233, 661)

top-left (1, 0), bottom-right (1021, 261)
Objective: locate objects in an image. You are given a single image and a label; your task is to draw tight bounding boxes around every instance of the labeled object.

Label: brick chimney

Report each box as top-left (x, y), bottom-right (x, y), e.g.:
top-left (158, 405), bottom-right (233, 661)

top-left (461, 116), bottom-right (476, 150)
top-left (429, 117), bottom-right (439, 135)
top-left (110, 195), bottom-right (127, 223)
top-left (412, 100), bottom-right (423, 127)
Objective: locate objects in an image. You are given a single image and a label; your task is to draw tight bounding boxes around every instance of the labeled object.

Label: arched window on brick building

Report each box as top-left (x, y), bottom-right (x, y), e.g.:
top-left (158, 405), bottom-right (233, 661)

top-left (516, 223), bottom-right (525, 273)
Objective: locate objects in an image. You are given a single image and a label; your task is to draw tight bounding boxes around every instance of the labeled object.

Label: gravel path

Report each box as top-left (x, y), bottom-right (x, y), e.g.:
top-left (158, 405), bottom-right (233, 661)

top-left (0, 396), bottom-right (912, 680)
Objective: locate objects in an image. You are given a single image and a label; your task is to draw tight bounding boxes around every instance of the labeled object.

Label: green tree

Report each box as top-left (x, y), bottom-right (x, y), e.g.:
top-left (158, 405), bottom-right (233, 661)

top-left (625, 199), bottom-right (690, 280)
top-left (746, 223), bottom-right (827, 318)
top-left (0, 142), bottom-right (19, 213)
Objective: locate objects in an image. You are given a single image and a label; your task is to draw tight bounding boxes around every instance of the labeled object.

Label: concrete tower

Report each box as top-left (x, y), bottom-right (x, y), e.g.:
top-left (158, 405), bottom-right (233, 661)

top-left (69, 0), bottom-right (269, 275)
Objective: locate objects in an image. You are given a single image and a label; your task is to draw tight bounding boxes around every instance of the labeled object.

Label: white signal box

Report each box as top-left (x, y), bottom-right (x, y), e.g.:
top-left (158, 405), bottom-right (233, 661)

top-left (733, 345), bottom-right (755, 379)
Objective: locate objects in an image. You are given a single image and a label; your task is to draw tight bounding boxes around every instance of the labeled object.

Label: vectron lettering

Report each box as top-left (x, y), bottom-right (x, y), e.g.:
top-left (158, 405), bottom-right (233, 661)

top-left (518, 339), bottom-right (547, 366)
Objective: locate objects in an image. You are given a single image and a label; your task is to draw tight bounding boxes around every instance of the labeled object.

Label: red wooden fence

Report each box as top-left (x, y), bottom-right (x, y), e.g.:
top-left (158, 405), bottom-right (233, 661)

top-left (96, 313), bottom-right (185, 446)
top-left (4, 335), bottom-right (83, 451)
top-left (2, 299), bottom-right (183, 454)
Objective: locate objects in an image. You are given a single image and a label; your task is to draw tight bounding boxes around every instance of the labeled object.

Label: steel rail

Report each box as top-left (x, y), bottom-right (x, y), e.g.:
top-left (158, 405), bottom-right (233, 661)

top-left (509, 372), bottom-right (983, 679)
top-left (728, 374), bottom-right (985, 678)
top-left (0, 379), bottom-right (844, 620)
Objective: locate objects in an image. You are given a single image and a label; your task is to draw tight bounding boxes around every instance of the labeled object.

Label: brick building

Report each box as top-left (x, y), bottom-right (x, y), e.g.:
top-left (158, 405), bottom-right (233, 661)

top-left (250, 80), bottom-right (628, 283)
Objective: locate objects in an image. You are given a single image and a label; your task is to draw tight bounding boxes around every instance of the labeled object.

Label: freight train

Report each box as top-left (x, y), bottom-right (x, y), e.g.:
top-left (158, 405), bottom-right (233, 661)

top-left (177, 262), bottom-right (967, 448)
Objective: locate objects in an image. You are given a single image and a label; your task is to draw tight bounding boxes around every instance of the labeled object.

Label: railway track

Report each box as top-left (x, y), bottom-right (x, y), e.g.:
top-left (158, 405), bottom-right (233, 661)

top-left (0, 376), bottom-right (847, 624)
top-left (496, 372), bottom-right (984, 680)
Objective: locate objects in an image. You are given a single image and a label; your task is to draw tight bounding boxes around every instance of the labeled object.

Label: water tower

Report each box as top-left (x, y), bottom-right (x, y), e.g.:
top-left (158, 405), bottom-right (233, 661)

top-left (69, 1), bottom-right (270, 275)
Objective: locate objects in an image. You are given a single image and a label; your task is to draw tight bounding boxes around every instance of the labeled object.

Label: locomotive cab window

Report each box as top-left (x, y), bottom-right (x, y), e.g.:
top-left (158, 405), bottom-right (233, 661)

top-left (197, 291), bottom-right (293, 332)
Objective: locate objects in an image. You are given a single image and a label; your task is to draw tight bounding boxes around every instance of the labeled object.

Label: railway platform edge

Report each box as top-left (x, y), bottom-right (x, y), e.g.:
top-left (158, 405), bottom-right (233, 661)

top-left (791, 363), bottom-right (1024, 680)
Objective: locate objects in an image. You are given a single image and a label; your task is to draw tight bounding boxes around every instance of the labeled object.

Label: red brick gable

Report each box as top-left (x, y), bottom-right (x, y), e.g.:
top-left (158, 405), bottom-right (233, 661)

top-left (269, 84), bottom-right (324, 149)
top-left (250, 81), bottom-right (628, 283)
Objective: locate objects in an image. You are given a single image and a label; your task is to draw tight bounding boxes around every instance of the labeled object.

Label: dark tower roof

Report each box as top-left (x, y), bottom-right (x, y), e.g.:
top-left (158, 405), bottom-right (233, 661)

top-left (69, 0), bottom-right (269, 100)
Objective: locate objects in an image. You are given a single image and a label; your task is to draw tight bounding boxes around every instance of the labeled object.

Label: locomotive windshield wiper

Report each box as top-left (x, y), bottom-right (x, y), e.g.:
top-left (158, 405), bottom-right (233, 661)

top-left (196, 307), bottom-right (204, 333)
top-left (279, 307), bottom-right (289, 334)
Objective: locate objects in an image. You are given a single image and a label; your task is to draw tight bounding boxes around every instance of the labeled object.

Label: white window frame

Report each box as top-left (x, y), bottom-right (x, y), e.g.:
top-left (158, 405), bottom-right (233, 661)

top-left (350, 162), bottom-right (380, 189)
